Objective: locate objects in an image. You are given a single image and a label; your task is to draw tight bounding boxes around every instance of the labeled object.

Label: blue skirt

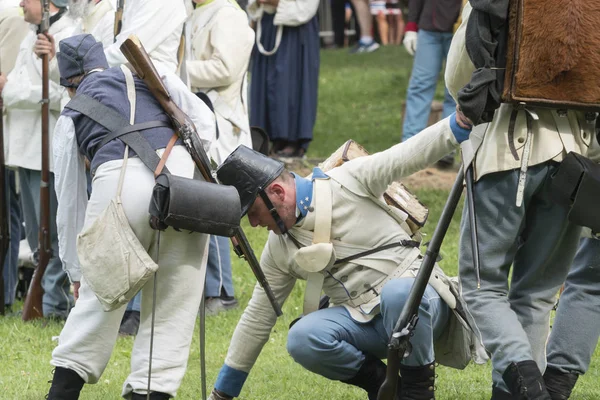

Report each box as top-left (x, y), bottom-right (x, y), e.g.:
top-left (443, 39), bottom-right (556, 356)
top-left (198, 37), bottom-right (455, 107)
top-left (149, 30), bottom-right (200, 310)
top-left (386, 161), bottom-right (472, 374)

top-left (249, 13), bottom-right (320, 149)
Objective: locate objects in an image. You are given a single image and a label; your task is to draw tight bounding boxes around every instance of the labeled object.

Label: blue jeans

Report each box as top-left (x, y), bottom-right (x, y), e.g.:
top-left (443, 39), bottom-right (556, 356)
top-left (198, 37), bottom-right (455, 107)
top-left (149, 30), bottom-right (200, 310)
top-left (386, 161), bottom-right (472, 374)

top-left (546, 237), bottom-right (600, 375)
top-left (19, 168), bottom-right (72, 318)
top-left (3, 170), bottom-right (21, 306)
top-left (126, 292), bottom-right (141, 312)
top-left (286, 278), bottom-right (450, 381)
top-left (402, 30), bottom-right (455, 142)
top-left (205, 235), bottom-right (234, 298)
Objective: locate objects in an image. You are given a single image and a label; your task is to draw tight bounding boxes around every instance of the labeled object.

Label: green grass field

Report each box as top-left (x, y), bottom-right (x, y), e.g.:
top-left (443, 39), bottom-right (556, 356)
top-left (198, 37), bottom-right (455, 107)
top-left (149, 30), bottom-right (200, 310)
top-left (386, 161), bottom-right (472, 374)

top-left (1, 46), bottom-right (599, 399)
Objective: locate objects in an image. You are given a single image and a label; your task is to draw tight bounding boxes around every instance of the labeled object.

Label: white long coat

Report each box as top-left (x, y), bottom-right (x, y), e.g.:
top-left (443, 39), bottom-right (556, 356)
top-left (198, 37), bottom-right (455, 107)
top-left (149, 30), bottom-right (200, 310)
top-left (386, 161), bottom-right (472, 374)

top-left (185, 0), bottom-right (254, 164)
top-left (2, 13), bottom-right (77, 172)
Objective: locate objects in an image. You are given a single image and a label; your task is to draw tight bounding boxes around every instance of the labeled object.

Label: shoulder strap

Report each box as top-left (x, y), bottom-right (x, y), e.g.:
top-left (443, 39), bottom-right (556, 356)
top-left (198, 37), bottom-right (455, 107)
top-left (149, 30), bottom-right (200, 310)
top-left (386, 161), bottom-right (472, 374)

top-left (195, 91), bottom-right (220, 140)
top-left (64, 94), bottom-right (171, 175)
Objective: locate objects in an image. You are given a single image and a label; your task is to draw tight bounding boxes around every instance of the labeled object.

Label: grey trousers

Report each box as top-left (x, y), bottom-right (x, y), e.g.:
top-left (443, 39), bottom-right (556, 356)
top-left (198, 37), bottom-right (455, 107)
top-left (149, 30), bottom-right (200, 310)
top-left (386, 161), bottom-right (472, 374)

top-left (458, 163), bottom-right (582, 392)
top-left (547, 237), bottom-right (600, 375)
top-left (19, 168), bottom-right (72, 318)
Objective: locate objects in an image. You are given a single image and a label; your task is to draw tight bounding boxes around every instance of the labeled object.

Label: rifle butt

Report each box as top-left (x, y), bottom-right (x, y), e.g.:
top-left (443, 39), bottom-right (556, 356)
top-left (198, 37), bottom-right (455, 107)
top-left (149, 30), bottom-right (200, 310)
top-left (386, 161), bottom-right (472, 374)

top-left (377, 348), bottom-right (401, 400)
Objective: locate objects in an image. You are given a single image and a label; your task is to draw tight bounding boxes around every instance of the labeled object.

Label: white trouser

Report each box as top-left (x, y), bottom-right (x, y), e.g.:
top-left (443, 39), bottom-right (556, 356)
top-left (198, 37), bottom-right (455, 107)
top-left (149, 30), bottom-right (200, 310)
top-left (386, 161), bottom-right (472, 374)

top-left (51, 147), bottom-right (209, 398)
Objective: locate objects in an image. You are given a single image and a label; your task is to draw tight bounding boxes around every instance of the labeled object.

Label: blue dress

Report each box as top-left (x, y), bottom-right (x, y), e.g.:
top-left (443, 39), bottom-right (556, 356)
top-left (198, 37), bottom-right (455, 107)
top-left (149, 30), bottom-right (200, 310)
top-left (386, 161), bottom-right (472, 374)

top-left (249, 13), bottom-right (320, 150)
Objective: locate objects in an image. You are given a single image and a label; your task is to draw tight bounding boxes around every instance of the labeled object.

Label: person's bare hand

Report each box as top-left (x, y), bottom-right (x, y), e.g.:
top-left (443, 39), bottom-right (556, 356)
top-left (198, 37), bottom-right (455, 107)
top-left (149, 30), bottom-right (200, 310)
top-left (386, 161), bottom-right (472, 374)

top-left (259, 0), bottom-right (279, 7)
top-left (455, 105), bottom-right (473, 129)
top-left (73, 281), bottom-right (81, 301)
top-left (34, 33), bottom-right (56, 60)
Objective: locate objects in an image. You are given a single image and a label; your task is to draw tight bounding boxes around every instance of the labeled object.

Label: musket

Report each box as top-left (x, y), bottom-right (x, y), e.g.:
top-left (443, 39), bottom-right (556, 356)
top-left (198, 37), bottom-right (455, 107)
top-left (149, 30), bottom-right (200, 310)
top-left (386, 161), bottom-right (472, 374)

top-left (0, 50), bottom-right (9, 316)
top-left (22, 0), bottom-right (52, 321)
top-left (113, 0), bottom-right (125, 42)
top-left (377, 167), bottom-right (465, 400)
top-left (120, 35), bottom-right (283, 317)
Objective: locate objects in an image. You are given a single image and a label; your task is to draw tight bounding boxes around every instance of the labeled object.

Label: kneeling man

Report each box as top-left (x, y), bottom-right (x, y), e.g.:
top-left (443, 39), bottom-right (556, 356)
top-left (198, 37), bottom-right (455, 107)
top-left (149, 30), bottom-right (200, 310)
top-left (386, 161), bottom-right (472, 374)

top-left (211, 112), bottom-right (475, 400)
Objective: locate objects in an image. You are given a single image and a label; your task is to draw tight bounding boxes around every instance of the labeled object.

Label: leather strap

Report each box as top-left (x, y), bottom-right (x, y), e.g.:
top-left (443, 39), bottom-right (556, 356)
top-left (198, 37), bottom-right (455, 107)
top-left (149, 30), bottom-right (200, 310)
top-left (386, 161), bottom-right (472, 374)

top-left (303, 178), bottom-right (332, 315)
top-left (154, 134), bottom-right (179, 177)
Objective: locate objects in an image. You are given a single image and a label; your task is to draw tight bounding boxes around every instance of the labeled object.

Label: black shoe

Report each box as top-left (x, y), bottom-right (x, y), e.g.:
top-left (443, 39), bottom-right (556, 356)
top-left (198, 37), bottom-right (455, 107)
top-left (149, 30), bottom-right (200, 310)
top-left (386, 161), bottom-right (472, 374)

top-left (491, 386), bottom-right (513, 400)
top-left (543, 366), bottom-right (579, 400)
top-left (46, 367), bottom-right (85, 400)
top-left (400, 362), bottom-right (436, 400)
top-left (503, 360), bottom-right (552, 400)
top-left (119, 310), bottom-right (140, 336)
top-left (341, 354), bottom-right (391, 400)
top-left (131, 392), bottom-right (170, 400)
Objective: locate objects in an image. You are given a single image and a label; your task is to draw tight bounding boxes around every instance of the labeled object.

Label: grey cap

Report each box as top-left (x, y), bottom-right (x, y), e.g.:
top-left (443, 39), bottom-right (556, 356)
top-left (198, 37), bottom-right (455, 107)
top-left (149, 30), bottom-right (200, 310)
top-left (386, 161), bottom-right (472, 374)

top-left (57, 33), bottom-right (108, 88)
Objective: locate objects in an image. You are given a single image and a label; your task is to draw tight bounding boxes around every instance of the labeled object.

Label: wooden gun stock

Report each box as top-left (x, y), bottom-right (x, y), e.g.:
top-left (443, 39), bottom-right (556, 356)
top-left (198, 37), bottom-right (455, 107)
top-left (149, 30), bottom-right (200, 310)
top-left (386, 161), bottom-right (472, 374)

top-left (23, 0), bottom-right (52, 321)
top-left (113, 0), bottom-right (124, 42)
top-left (119, 35), bottom-right (283, 317)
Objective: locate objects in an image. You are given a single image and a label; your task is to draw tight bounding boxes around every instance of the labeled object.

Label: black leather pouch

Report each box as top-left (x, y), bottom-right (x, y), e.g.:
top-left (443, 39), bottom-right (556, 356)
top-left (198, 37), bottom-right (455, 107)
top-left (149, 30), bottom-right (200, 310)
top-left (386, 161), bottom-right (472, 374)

top-left (551, 152), bottom-right (600, 232)
top-left (149, 174), bottom-right (241, 237)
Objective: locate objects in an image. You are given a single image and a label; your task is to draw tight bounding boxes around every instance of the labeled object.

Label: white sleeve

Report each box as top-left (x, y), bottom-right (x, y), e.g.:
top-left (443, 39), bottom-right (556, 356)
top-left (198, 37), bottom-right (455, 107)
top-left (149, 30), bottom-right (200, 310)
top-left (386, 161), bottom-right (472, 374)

top-left (340, 117), bottom-right (459, 198)
top-left (53, 116), bottom-right (88, 283)
top-left (160, 68), bottom-right (216, 151)
top-left (104, 0), bottom-right (187, 68)
top-left (273, 0), bottom-right (320, 27)
top-left (186, 9), bottom-right (254, 89)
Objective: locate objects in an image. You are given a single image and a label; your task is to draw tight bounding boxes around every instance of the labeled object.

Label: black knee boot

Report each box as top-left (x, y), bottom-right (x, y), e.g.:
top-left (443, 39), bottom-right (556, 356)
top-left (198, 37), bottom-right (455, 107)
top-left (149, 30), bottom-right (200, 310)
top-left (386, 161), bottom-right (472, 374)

top-left (399, 362), bottom-right (435, 400)
top-left (46, 367), bottom-right (85, 400)
top-left (503, 361), bottom-right (551, 400)
top-left (341, 355), bottom-right (390, 400)
top-left (131, 392), bottom-right (171, 399)
top-left (490, 386), bottom-right (513, 400)
top-left (543, 366), bottom-right (579, 400)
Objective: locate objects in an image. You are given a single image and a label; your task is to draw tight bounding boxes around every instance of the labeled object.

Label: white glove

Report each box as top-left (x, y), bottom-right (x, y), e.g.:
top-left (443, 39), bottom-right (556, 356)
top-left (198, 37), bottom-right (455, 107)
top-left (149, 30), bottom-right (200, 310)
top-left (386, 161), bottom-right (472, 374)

top-left (403, 31), bottom-right (418, 56)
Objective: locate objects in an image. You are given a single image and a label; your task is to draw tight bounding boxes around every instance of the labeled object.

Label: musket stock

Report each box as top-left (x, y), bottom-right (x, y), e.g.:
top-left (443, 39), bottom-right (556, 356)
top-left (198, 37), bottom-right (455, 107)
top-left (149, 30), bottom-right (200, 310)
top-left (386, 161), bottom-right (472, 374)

top-left (113, 0), bottom-right (124, 42)
top-left (22, 0), bottom-right (52, 321)
top-left (120, 35), bottom-right (283, 317)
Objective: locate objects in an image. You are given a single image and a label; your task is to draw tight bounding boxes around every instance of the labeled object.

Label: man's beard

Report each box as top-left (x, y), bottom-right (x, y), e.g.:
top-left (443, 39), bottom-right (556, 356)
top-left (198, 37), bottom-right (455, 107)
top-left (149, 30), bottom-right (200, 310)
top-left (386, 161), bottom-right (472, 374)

top-left (68, 0), bottom-right (93, 19)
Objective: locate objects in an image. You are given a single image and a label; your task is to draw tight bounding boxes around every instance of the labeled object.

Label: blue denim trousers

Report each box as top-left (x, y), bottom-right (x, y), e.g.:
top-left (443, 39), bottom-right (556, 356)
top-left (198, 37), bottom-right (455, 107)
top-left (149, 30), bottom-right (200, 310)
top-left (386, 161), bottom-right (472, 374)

top-left (205, 235), bottom-right (234, 298)
top-left (402, 30), bottom-right (455, 142)
top-left (19, 168), bottom-right (72, 318)
top-left (546, 237), bottom-right (600, 375)
top-left (2, 170), bottom-right (21, 306)
top-left (286, 278), bottom-right (450, 381)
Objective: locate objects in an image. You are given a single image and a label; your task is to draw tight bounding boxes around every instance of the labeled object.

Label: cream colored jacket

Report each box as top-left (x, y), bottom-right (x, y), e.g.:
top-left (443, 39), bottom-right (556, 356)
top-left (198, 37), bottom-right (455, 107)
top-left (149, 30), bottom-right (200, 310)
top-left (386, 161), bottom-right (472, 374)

top-left (445, 3), bottom-right (595, 181)
top-left (185, 0), bottom-right (253, 164)
top-left (224, 117), bottom-right (465, 374)
top-left (0, 1), bottom-right (29, 74)
top-left (2, 14), bottom-right (77, 172)
top-left (74, 0), bottom-right (115, 48)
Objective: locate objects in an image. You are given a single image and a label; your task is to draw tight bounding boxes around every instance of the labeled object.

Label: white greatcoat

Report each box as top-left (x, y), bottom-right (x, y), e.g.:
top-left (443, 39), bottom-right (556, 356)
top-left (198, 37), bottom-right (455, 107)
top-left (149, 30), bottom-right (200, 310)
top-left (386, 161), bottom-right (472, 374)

top-left (2, 12), bottom-right (77, 172)
top-left (224, 117), bottom-right (478, 375)
top-left (445, 3), bottom-right (595, 182)
top-left (73, 0), bottom-right (115, 48)
top-left (104, 0), bottom-right (187, 74)
top-left (185, 0), bottom-right (254, 164)
top-left (0, 0), bottom-right (29, 74)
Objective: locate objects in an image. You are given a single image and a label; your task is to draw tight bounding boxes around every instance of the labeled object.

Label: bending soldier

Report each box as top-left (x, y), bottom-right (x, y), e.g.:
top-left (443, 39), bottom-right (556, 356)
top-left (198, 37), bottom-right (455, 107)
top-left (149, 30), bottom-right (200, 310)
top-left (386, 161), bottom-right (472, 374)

top-left (47, 34), bottom-right (214, 399)
top-left (209, 112), bottom-right (476, 399)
